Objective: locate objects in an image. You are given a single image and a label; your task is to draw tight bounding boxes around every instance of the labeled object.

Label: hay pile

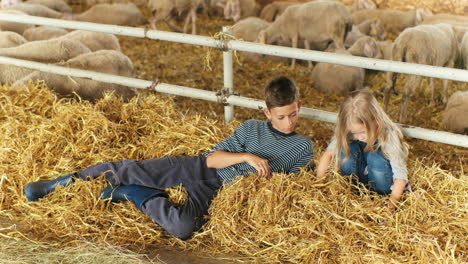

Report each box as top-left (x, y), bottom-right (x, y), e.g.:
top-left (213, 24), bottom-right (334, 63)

top-left (0, 82), bottom-right (466, 263)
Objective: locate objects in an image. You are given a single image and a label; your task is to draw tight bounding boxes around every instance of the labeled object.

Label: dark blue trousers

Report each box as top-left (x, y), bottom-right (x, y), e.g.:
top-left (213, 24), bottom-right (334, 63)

top-left (340, 141), bottom-right (393, 194)
top-left (76, 155), bottom-right (222, 239)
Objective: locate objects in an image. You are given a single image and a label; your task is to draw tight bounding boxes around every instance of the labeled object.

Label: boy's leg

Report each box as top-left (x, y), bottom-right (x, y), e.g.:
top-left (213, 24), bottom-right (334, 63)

top-left (102, 155), bottom-right (222, 240)
top-left (366, 150), bottom-right (393, 194)
top-left (340, 141), bottom-right (368, 184)
top-left (103, 156), bottom-right (210, 189)
top-left (25, 160), bottom-right (134, 201)
top-left (142, 180), bottom-right (221, 240)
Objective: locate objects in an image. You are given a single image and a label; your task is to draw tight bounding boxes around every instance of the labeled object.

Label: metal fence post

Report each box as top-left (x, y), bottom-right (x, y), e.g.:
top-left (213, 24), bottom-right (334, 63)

top-left (223, 26), bottom-right (234, 123)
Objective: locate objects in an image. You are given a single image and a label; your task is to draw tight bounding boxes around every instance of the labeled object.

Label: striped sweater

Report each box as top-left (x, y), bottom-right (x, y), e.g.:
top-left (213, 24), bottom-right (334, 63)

top-left (204, 119), bottom-right (314, 185)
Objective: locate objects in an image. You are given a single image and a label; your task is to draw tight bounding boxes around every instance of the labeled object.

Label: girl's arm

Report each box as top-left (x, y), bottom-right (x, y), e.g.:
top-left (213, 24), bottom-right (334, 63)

top-left (316, 149), bottom-right (334, 182)
top-left (388, 178), bottom-right (407, 212)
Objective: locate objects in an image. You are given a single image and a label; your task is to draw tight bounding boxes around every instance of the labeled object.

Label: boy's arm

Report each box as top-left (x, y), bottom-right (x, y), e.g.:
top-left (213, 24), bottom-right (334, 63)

top-left (206, 150), bottom-right (270, 178)
top-left (316, 149), bottom-right (334, 182)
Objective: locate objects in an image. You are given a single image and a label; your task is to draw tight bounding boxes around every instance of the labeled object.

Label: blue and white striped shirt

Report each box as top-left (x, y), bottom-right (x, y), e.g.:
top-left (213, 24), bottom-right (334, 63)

top-left (204, 120), bottom-right (314, 185)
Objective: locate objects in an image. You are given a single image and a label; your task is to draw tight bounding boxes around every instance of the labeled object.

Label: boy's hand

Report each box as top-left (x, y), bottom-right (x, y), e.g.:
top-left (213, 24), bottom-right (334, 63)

top-left (244, 153), bottom-right (271, 178)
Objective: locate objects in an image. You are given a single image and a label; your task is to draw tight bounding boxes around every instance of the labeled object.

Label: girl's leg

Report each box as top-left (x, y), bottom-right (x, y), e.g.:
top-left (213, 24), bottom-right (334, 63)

top-left (340, 141), bottom-right (368, 185)
top-left (365, 150), bottom-right (393, 194)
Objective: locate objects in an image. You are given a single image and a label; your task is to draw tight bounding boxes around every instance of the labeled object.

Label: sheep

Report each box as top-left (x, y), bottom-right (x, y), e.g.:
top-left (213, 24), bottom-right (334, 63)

top-left (384, 23), bottom-right (458, 123)
top-left (419, 14), bottom-right (468, 43)
top-left (232, 16), bottom-right (287, 62)
top-left (0, 31), bottom-right (28, 48)
top-left (461, 32), bottom-right (468, 69)
top-left (65, 3), bottom-right (147, 26)
top-left (0, 9), bottom-right (34, 34)
top-left (344, 18), bottom-right (387, 47)
top-left (349, 0), bottom-right (376, 12)
top-left (208, 0), bottom-right (227, 16)
top-left (223, 0), bottom-right (261, 22)
top-left (347, 36), bottom-right (383, 59)
top-left (376, 40), bottom-right (393, 60)
top-left (24, 0), bottom-right (72, 13)
top-left (352, 8), bottom-right (433, 36)
top-left (6, 3), bottom-right (63, 18)
top-left (311, 36), bottom-right (382, 96)
top-left (0, 38), bottom-right (91, 64)
top-left (148, 0), bottom-right (205, 34)
top-left (420, 13), bottom-right (468, 27)
top-left (257, 1), bottom-right (352, 68)
top-left (442, 90), bottom-right (468, 134)
top-left (0, 0), bottom-right (20, 8)
top-left (13, 50), bottom-right (137, 102)
top-left (56, 30), bottom-right (121, 52)
top-left (0, 65), bottom-right (35, 85)
top-left (23, 26), bottom-right (69, 41)
top-left (259, 1), bottom-right (299, 22)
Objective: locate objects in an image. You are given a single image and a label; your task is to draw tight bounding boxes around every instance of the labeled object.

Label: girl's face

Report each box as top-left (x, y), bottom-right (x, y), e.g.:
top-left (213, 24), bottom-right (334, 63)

top-left (349, 121), bottom-right (376, 143)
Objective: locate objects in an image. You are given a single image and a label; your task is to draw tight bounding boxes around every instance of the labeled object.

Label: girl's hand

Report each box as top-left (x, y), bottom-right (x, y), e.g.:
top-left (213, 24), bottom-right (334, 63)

top-left (387, 197), bottom-right (398, 214)
top-left (243, 153), bottom-right (271, 178)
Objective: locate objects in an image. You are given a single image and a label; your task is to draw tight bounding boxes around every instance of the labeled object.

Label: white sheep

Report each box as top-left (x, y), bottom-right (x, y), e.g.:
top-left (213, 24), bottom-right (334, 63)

top-left (232, 16), bottom-right (287, 62)
top-left (419, 13), bottom-right (468, 43)
top-left (0, 9), bottom-right (34, 34)
top-left (461, 32), bottom-right (468, 69)
top-left (23, 26), bottom-right (69, 41)
top-left (347, 36), bottom-right (383, 59)
top-left (24, 0), bottom-right (72, 13)
top-left (6, 3), bottom-right (63, 18)
top-left (349, 0), bottom-right (376, 12)
top-left (13, 50), bottom-right (137, 102)
top-left (1, 0), bottom-right (20, 8)
top-left (376, 40), bottom-right (394, 60)
top-left (344, 18), bottom-right (387, 48)
top-left (0, 38), bottom-right (91, 64)
top-left (65, 3), bottom-right (147, 26)
top-left (420, 13), bottom-right (468, 27)
top-left (257, 1), bottom-right (352, 68)
top-left (208, 0), bottom-right (227, 16)
top-left (259, 1), bottom-right (299, 22)
top-left (311, 36), bottom-right (382, 96)
top-left (384, 23), bottom-right (458, 123)
top-left (352, 8), bottom-right (433, 36)
top-left (148, 0), bottom-right (205, 35)
top-left (442, 90), bottom-right (468, 134)
top-left (0, 31), bottom-right (28, 48)
top-left (56, 30), bottom-right (121, 52)
top-left (223, 0), bottom-right (260, 22)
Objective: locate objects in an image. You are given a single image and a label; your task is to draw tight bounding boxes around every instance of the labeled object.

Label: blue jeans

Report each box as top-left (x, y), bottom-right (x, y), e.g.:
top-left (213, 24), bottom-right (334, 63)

top-left (340, 141), bottom-right (393, 194)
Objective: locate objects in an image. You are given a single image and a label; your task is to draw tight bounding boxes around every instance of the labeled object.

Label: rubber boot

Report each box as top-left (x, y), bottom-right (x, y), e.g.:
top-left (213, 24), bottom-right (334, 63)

top-left (100, 184), bottom-right (168, 211)
top-left (25, 173), bottom-right (75, 201)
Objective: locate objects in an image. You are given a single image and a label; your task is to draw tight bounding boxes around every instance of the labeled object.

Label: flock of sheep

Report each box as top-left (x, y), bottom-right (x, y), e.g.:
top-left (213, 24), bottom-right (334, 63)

top-left (0, 0), bottom-right (467, 133)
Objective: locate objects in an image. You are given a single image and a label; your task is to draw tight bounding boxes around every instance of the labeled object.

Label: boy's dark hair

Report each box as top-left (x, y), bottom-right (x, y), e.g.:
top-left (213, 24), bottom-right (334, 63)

top-left (264, 76), bottom-right (299, 109)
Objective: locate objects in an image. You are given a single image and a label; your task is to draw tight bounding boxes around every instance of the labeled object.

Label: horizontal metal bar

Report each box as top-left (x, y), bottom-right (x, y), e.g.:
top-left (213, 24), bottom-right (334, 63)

top-left (0, 14), bottom-right (467, 83)
top-left (0, 56), bottom-right (220, 102)
top-left (228, 40), bottom-right (468, 83)
top-left (0, 13), bottom-right (219, 48)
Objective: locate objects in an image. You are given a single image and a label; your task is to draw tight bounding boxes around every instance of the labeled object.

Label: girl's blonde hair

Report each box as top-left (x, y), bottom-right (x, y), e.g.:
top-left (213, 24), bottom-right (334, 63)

top-left (334, 90), bottom-right (408, 161)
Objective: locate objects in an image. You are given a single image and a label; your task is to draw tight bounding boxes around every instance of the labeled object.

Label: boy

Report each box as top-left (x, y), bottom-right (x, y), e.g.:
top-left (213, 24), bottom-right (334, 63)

top-left (25, 76), bottom-right (314, 240)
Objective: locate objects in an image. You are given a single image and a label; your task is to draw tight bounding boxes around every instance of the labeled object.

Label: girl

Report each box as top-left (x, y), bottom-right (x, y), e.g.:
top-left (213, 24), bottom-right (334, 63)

top-left (317, 90), bottom-right (409, 211)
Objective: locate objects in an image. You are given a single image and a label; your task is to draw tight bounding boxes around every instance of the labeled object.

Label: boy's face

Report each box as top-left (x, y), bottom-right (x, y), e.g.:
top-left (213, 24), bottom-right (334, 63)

top-left (264, 101), bottom-right (301, 134)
